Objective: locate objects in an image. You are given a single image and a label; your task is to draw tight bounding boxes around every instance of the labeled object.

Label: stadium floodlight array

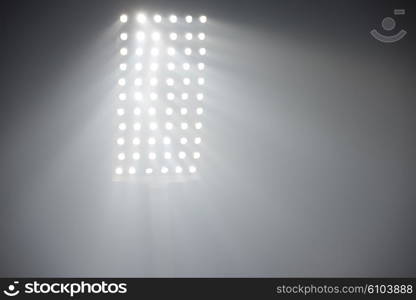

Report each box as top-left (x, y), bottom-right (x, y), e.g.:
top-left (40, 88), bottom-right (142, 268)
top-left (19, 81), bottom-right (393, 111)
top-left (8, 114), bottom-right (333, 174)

top-left (114, 12), bottom-right (207, 180)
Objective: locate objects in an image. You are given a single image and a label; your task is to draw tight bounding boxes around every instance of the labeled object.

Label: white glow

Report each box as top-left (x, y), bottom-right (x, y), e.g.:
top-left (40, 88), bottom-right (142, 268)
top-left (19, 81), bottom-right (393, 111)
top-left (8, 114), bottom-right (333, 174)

top-left (165, 122), bottom-right (173, 130)
top-left (163, 136), bottom-right (171, 145)
top-left (167, 93), bottom-right (175, 101)
top-left (169, 15), bottom-right (178, 23)
top-left (193, 152), bottom-right (201, 159)
top-left (196, 107), bottom-right (204, 115)
top-left (167, 62), bottom-right (175, 70)
top-left (118, 78), bottom-right (126, 86)
top-left (183, 78), bottom-right (191, 86)
top-left (161, 166), bottom-right (168, 174)
top-left (199, 15), bottom-right (207, 23)
top-left (120, 14), bottom-right (128, 23)
top-left (196, 93), bottom-right (204, 101)
top-left (153, 14), bottom-right (162, 23)
top-left (181, 93), bottom-right (189, 100)
top-left (166, 78), bottom-right (174, 86)
top-left (134, 107), bottom-right (141, 115)
top-left (182, 63), bottom-right (190, 70)
top-left (119, 63), bottom-right (127, 71)
top-left (167, 47), bottom-right (176, 56)
top-left (150, 63), bottom-right (159, 71)
top-left (199, 48), bottom-right (207, 55)
top-left (185, 32), bottom-right (193, 40)
top-left (135, 63), bottom-right (143, 71)
top-left (133, 122), bottom-right (141, 131)
top-left (120, 33), bottom-right (128, 40)
top-left (151, 32), bottom-right (161, 41)
top-left (136, 31), bottom-right (145, 41)
top-left (117, 152), bottom-right (126, 160)
top-left (180, 122), bottom-right (189, 130)
top-left (145, 168), bottom-right (153, 174)
top-left (195, 122), bottom-right (202, 129)
top-left (117, 108), bottom-right (125, 116)
top-left (149, 122), bottom-right (158, 131)
top-left (164, 152), bottom-right (172, 159)
top-left (184, 48), bottom-right (192, 55)
top-left (189, 165), bottom-right (197, 173)
top-left (180, 107), bottom-right (188, 115)
top-left (180, 137), bottom-right (188, 145)
top-left (198, 77), bottom-right (205, 85)
top-left (134, 78), bottom-right (143, 86)
top-left (169, 32), bottom-right (178, 40)
top-left (194, 137), bottom-right (202, 144)
top-left (165, 107), bottom-right (173, 116)
top-left (197, 62), bottom-right (205, 70)
top-left (118, 122), bottom-right (127, 130)
top-left (148, 107), bottom-right (156, 116)
top-left (151, 48), bottom-right (159, 56)
top-left (115, 167), bottom-right (123, 175)
top-left (118, 93), bottom-right (126, 100)
top-left (120, 47), bottom-right (128, 56)
top-left (132, 152), bottom-right (140, 160)
top-left (179, 151), bottom-right (186, 159)
top-left (134, 92), bottom-right (143, 101)
top-left (150, 92), bottom-right (158, 101)
top-left (148, 137), bottom-right (156, 145)
top-left (136, 48), bottom-right (144, 56)
top-left (132, 137), bottom-right (141, 145)
top-left (185, 15), bottom-right (193, 23)
top-left (116, 137), bottom-right (125, 145)
top-left (150, 77), bottom-right (158, 86)
top-left (198, 32), bottom-right (206, 40)
top-left (175, 166), bottom-right (183, 174)
top-left (149, 152), bottom-right (156, 160)
top-left (137, 13), bottom-right (146, 23)
top-left (128, 167), bottom-right (136, 174)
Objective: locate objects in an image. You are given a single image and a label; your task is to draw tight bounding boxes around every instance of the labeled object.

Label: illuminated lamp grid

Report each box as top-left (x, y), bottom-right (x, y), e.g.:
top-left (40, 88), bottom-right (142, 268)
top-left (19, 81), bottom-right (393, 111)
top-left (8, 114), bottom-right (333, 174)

top-left (114, 13), bottom-right (207, 178)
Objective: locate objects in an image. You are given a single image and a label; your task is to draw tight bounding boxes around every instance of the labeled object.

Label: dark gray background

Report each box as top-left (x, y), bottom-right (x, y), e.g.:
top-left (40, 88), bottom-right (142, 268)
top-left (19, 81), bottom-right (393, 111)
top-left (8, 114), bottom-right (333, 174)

top-left (0, 0), bottom-right (415, 276)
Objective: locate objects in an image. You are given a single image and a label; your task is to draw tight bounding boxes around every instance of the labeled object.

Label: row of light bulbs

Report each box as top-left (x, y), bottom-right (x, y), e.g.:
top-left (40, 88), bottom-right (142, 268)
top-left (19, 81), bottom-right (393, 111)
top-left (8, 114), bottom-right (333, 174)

top-left (120, 14), bottom-right (207, 24)
top-left (120, 32), bottom-right (206, 41)
top-left (115, 165), bottom-right (197, 175)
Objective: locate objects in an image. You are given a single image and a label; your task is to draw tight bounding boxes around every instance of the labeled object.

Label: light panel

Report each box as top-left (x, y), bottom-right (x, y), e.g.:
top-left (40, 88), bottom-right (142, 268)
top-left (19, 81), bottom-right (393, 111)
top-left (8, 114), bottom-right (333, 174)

top-left (115, 12), bottom-right (208, 180)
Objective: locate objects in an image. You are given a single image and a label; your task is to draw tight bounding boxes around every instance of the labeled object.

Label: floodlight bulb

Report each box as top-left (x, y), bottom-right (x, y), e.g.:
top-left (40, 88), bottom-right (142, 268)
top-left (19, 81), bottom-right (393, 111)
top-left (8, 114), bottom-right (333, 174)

top-left (148, 137), bottom-right (156, 145)
top-left (169, 32), bottom-right (178, 40)
top-left (128, 167), bottom-right (136, 174)
top-left (167, 93), bottom-right (175, 101)
top-left (120, 48), bottom-right (128, 56)
top-left (132, 137), bottom-right (141, 145)
top-left (169, 15), bottom-right (178, 23)
top-left (194, 137), bottom-right (202, 144)
top-left (150, 77), bottom-right (158, 86)
top-left (164, 152), bottom-right (172, 159)
top-left (185, 32), bottom-right (193, 40)
top-left (145, 168), bottom-right (153, 174)
top-left (180, 107), bottom-right (188, 115)
top-left (161, 167), bottom-right (168, 174)
top-left (199, 15), bottom-right (207, 23)
top-left (165, 107), bottom-right (173, 116)
top-left (167, 62), bottom-right (175, 70)
top-left (120, 33), bottom-right (128, 40)
top-left (151, 48), bottom-right (159, 56)
top-left (199, 48), bottom-right (207, 55)
top-left (153, 14), bottom-right (162, 23)
top-left (134, 107), bottom-right (141, 115)
top-left (198, 32), bottom-right (206, 40)
top-left (182, 63), bottom-right (190, 70)
top-left (119, 63), bottom-right (127, 71)
top-left (136, 48), bottom-right (144, 56)
top-left (196, 93), bottom-right (204, 101)
top-left (184, 48), bottom-right (192, 55)
top-left (133, 122), bottom-right (141, 131)
top-left (167, 47), bottom-right (176, 56)
top-left (149, 152), bottom-right (156, 160)
top-left (118, 78), bottom-right (126, 86)
top-left (166, 78), bottom-right (174, 86)
top-left (179, 151), bottom-right (186, 159)
top-left (193, 152), bottom-right (201, 159)
top-left (116, 137), bottom-right (125, 145)
top-left (195, 122), bottom-right (203, 129)
top-left (151, 32), bottom-right (161, 41)
top-left (197, 62), bottom-right (205, 70)
top-left (134, 92), bottom-right (143, 101)
top-left (185, 15), bottom-right (193, 23)
top-left (132, 152), bottom-right (140, 160)
top-left (120, 14), bottom-right (128, 23)
top-left (165, 122), bottom-right (173, 130)
top-left (118, 122), bottom-right (127, 130)
top-left (198, 77), bottom-right (205, 85)
top-left (137, 13), bottom-right (146, 23)
top-left (115, 167), bottom-right (123, 175)
top-left (150, 63), bottom-right (159, 71)
top-left (183, 78), bottom-right (191, 85)
top-left (117, 152), bottom-right (126, 160)
top-left (181, 93), bottom-right (189, 100)
top-left (135, 63), bottom-right (143, 71)
top-left (175, 166), bottom-right (183, 174)
top-left (117, 108), bottom-right (125, 116)
top-left (149, 122), bottom-right (158, 131)
top-left (180, 138), bottom-right (188, 145)
top-left (118, 93), bottom-right (126, 100)
top-left (163, 137), bottom-right (171, 145)
top-left (189, 165), bottom-right (197, 173)
top-left (136, 31), bottom-right (145, 41)
top-left (148, 107), bottom-right (156, 115)
top-left (181, 122), bottom-right (189, 130)
top-left (196, 107), bottom-right (204, 115)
